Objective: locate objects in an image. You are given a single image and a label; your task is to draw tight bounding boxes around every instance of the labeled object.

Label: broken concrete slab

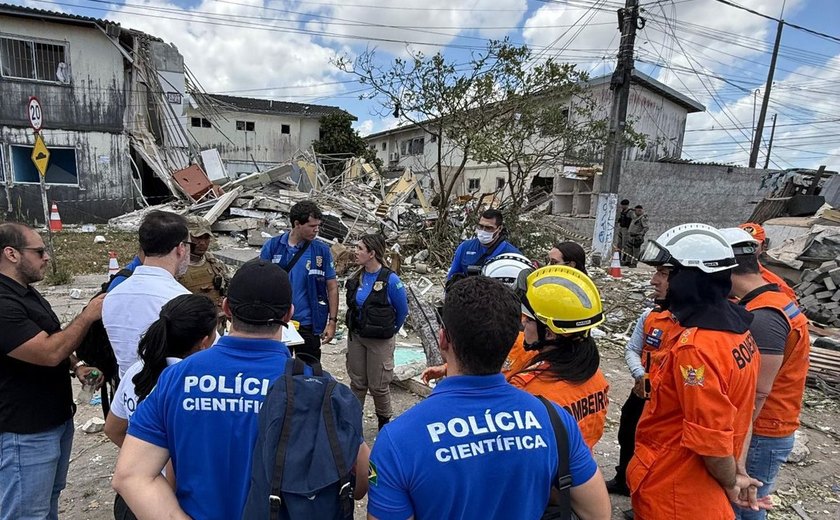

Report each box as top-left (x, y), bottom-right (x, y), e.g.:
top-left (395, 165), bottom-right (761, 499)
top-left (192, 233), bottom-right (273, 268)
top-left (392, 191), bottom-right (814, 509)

top-left (203, 186), bottom-right (243, 225)
top-left (787, 429), bottom-right (810, 463)
top-left (247, 228), bottom-right (274, 247)
top-left (211, 217), bottom-right (262, 233)
top-left (81, 417), bottom-right (105, 434)
top-left (214, 248), bottom-right (260, 268)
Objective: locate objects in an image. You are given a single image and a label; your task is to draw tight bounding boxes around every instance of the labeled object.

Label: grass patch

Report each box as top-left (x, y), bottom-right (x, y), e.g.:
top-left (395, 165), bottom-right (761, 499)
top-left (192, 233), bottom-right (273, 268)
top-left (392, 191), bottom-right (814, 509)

top-left (41, 230), bottom-right (139, 277)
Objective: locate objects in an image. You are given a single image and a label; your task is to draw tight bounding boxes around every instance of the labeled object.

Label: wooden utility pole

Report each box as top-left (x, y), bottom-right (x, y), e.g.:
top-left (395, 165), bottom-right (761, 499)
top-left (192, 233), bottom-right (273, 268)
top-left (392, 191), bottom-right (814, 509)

top-left (592, 0), bottom-right (642, 261)
top-left (749, 20), bottom-right (784, 168)
top-left (763, 113), bottom-right (777, 169)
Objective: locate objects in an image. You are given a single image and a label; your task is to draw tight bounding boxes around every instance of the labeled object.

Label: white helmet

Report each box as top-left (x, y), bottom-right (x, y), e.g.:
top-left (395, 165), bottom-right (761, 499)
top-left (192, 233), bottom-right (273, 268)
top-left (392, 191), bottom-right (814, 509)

top-left (639, 223), bottom-right (737, 274)
top-left (482, 253), bottom-right (533, 286)
top-left (718, 227), bottom-right (760, 256)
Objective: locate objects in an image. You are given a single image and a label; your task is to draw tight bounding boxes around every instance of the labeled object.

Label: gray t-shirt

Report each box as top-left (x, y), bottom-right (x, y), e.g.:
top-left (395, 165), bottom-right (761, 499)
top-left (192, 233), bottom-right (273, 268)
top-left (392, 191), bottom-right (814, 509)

top-left (749, 308), bottom-right (790, 356)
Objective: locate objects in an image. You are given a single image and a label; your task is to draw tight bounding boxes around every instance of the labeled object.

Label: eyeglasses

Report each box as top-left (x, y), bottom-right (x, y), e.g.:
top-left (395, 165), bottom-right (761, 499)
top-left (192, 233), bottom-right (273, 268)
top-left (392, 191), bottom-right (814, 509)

top-left (475, 223), bottom-right (498, 232)
top-left (16, 247), bottom-right (47, 258)
top-left (547, 258), bottom-right (570, 266)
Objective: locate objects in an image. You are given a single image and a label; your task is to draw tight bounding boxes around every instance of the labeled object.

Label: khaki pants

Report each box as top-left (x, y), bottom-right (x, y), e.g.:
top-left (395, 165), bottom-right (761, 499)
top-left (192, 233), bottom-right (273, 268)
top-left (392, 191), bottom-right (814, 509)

top-left (617, 228), bottom-right (630, 265)
top-left (346, 334), bottom-right (395, 418)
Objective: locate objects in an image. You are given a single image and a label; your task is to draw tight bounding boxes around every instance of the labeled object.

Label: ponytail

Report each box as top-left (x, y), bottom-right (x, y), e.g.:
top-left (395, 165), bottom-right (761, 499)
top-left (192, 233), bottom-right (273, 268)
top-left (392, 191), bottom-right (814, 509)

top-left (133, 294), bottom-right (217, 402)
top-left (518, 334), bottom-right (600, 384)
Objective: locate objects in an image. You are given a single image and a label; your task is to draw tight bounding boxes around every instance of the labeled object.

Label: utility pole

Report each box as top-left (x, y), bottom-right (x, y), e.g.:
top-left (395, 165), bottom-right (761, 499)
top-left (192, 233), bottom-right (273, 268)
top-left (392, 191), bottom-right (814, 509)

top-left (749, 19), bottom-right (784, 168)
top-left (592, 0), bottom-right (642, 262)
top-left (763, 113), bottom-right (777, 169)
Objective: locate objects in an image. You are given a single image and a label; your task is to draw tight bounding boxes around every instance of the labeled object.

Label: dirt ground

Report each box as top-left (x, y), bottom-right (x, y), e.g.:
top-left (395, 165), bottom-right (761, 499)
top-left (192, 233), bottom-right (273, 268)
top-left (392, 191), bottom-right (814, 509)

top-left (45, 271), bottom-right (840, 520)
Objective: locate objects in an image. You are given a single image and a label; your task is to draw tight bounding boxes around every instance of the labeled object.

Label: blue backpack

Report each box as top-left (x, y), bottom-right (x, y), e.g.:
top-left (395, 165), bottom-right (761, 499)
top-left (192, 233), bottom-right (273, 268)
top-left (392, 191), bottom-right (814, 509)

top-left (242, 358), bottom-right (363, 520)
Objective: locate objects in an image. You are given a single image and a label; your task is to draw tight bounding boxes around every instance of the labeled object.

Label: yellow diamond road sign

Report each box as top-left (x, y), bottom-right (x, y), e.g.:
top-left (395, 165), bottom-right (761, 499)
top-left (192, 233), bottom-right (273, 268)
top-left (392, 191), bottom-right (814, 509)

top-left (31, 134), bottom-right (50, 177)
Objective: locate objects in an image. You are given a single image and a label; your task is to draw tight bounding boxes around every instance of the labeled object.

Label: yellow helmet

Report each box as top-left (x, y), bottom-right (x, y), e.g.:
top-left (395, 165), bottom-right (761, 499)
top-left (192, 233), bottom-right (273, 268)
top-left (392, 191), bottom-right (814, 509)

top-left (522, 265), bottom-right (604, 335)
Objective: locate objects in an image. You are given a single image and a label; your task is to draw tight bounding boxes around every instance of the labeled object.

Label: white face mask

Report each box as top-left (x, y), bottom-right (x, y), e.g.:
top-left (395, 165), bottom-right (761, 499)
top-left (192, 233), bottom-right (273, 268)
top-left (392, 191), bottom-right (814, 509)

top-left (476, 229), bottom-right (496, 245)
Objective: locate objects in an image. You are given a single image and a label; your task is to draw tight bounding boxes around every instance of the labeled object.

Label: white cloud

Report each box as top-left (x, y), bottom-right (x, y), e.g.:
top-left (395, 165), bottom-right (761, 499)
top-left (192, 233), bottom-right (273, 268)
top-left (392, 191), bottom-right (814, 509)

top-left (103, 0), bottom-right (351, 100)
top-left (354, 118), bottom-right (374, 135)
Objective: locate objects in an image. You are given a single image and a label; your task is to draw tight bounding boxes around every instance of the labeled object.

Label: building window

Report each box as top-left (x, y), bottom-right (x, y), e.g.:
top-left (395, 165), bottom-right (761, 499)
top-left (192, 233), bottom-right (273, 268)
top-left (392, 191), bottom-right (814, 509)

top-left (381, 142), bottom-right (387, 151)
top-left (0, 36), bottom-right (69, 83)
top-left (468, 178), bottom-right (481, 192)
top-left (191, 117), bottom-right (212, 128)
top-left (400, 137), bottom-right (425, 156)
top-left (496, 177), bottom-right (505, 191)
top-left (11, 145), bottom-right (78, 185)
top-left (281, 124), bottom-right (291, 135)
top-left (236, 120), bottom-right (255, 131)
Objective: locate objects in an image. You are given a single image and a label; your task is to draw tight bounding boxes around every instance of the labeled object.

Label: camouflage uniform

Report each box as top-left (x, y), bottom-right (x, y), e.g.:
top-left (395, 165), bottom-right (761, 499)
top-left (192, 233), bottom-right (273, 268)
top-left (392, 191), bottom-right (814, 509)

top-left (179, 216), bottom-right (230, 329)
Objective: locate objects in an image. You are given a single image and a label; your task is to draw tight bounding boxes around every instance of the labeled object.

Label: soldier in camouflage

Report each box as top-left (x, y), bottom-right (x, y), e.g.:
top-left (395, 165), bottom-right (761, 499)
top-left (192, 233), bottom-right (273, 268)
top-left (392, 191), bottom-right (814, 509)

top-left (179, 216), bottom-right (230, 330)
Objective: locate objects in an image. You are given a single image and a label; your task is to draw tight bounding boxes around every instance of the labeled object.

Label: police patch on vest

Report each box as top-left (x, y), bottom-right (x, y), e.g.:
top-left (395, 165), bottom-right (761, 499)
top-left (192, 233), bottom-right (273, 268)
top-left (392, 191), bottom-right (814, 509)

top-left (305, 259), bottom-right (311, 270)
top-left (680, 364), bottom-right (705, 386)
top-left (373, 281), bottom-right (384, 291)
top-left (316, 255), bottom-right (323, 268)
top-left (644, 328), bottom-right (663, 348)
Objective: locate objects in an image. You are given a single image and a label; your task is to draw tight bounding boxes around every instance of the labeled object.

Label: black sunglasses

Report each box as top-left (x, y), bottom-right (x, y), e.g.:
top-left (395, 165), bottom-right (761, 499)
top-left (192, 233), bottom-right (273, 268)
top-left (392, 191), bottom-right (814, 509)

top-left (9, 246), bottom-right (47, 258)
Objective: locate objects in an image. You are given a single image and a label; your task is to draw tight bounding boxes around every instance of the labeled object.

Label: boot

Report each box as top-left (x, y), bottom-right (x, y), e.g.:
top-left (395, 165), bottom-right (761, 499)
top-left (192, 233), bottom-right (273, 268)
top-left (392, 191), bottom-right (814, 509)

top-left (605, 476), bottom-right (630, 496)
top-left (377, 414), bottom-right (391, 431)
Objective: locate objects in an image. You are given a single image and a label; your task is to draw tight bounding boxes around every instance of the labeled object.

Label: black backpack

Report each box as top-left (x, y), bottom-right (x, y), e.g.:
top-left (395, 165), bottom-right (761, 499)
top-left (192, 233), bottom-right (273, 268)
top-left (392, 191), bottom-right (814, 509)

top-left (538, 395), bottom-right (576, 520)
top-left (74, 269), bottom-right (132, 382)
top-left (242, 358), bottom-right (363, 520)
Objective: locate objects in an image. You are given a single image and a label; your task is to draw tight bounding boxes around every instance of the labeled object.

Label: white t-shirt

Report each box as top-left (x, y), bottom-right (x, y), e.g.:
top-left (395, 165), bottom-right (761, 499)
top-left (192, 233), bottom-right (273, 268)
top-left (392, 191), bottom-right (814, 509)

top-left (111, 357), bottom-right (182, 421)
top-left (103, 265), bottom-right (190, 378)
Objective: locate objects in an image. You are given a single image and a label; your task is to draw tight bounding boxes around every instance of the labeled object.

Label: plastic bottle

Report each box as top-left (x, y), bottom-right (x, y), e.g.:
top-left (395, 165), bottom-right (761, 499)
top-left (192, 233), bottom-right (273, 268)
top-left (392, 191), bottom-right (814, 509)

top-left (77, 369), bottom-right (100, 405)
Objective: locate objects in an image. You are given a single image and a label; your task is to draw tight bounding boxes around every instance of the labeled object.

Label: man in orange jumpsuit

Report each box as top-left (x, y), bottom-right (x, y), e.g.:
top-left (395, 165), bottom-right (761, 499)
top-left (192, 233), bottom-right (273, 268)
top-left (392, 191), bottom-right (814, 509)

top-left (738, 222), bottom-right (797, 301)
top-left (723, 228), bottom-right (810, 520)
top-left (628, 224), bottom-right (764, 519)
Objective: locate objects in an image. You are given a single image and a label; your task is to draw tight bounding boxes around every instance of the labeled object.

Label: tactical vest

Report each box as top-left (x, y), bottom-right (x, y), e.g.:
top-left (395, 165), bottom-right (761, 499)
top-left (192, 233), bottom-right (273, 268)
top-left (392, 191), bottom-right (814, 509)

top-left (744, 288), bottom-right (810, 437)
top-left (180, 257), bottom-right (223, 306)
top-left (345, 268), bottom-right (396, 339)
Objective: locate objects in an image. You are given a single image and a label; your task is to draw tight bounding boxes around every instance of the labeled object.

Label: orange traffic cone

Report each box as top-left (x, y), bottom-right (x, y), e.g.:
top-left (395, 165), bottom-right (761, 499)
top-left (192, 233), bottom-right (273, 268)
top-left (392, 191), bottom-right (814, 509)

top-left (108, 252), bottom-right (119, 276)
top-left (609, 251), bottom-right (622, 278)
top-left (49, 203), bottom-right (62, 232)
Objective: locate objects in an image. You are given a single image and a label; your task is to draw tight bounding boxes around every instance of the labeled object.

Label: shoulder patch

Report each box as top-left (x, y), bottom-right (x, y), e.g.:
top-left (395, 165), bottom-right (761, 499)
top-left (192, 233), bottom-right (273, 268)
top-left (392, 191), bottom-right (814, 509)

top-left (368, 460), bottom-right (378, 486)
top-left (680, 364), bottom-right (705, 386)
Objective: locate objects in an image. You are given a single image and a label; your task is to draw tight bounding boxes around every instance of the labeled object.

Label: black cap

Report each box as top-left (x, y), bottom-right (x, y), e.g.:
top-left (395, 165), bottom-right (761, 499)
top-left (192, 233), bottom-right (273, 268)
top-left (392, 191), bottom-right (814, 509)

top-left (227, 259), bottom-right (292, 324)
top-left (620, 199), bottom-right (630, 205)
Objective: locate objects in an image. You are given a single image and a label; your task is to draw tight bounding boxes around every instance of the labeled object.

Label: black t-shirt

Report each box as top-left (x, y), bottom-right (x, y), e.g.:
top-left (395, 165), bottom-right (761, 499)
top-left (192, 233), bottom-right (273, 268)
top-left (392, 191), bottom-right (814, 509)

top-left (0, 273), bottom-right (73, 433)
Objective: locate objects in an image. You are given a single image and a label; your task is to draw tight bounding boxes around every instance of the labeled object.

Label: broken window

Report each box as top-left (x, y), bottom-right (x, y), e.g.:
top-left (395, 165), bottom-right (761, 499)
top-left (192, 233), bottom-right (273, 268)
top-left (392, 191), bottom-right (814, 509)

top-left (236, 121), bottom-right (256, 131)
top-left (468, 178), bottom-right (481, 192)
top-left (201, 118), bottom-right (211, 128)
top-left (400, 137), bottom-right (425, 156)
top-left (281, 124), bottom-right (291, 135)
top-left (0, 36), bottom-right (68, 83)
top-left (10, 145), bottom-right (78, 185)
top-left (496, 177), bottom-right (505, 191)
top-left (381, 142), bottom-right (387, 151)
top-left (191, 117), bottom-right (202, 127)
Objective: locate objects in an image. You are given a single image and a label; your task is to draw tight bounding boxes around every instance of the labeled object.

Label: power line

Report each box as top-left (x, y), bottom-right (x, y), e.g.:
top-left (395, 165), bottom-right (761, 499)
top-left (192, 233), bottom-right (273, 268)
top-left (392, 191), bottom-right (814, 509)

top-left (711, 0), bottom-right (840, 44)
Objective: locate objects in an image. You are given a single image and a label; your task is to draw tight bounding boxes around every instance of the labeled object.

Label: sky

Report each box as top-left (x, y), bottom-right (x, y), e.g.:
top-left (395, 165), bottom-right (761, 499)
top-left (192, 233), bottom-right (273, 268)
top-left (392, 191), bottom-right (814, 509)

top-left (13, 0), bottom-right (840, 170)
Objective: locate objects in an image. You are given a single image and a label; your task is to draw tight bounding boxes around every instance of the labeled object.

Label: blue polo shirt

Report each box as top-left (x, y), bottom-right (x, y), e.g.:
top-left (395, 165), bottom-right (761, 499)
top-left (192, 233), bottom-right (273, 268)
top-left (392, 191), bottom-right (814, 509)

top-left (259, 233), bottom-right (336, 326)
top-left (447, 239), bottom-right (521, 279)
top-left (368, 374), bottom-right (597, 520)
top-left (353, 270), bottom-right (409, 331)
top-left (128, 335), bottom-right (293, 520)
top-left (106, 255), bottom-right (142, 291)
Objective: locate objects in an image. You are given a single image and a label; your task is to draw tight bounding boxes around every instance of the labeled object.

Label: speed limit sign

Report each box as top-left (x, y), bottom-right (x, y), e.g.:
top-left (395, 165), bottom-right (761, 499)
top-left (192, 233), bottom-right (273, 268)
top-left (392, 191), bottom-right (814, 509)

top-left (28, 97), bottom-right (43, 132)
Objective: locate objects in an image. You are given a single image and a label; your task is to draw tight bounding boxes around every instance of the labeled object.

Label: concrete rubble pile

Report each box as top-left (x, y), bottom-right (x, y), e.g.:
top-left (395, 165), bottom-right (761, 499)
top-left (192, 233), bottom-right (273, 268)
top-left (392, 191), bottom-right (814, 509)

top-left (795, 260), bottom-right (840, 328)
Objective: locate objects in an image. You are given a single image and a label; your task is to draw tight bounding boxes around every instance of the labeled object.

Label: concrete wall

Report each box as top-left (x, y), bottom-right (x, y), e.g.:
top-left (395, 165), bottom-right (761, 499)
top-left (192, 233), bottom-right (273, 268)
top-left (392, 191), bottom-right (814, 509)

top-left (0, 127), bottom-right (133, 223)
top-left (551, 161), bottom-right (773, 241)
top-left (583, 84), bottom-right (689, 162)
top-left (0, 17), bottom-right (126, 132)
top-left (187, 108), bottom-right (322, 175)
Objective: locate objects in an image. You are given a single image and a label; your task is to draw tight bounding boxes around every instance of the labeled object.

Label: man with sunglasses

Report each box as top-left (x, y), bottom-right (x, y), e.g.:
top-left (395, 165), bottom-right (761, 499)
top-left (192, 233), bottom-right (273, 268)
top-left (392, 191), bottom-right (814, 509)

top-left (103, 210), bottom-right (191, 379)
top-left (447, 209), bottom-right (521, 279)
top-left (0, 222), bottom-right (105, 520)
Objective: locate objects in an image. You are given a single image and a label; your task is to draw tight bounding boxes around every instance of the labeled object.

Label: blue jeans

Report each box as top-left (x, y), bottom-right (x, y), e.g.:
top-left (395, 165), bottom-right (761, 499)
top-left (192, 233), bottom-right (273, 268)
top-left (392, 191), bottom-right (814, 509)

top-left (734, 433), bottom-right (795, 520)
top-left (0, 419), bottom-right (74, 520)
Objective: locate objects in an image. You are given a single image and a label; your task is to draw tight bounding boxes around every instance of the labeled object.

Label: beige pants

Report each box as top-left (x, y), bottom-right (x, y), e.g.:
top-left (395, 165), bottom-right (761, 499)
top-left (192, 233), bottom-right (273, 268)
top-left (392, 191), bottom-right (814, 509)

top-left (346, 334), bottom-right (395, 418)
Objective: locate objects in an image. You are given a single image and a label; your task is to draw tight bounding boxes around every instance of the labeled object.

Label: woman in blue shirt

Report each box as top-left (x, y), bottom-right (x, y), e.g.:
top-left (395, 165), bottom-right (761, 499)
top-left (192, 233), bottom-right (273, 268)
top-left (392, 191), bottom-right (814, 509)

top-left (344, 234), bottom-right (408, 431)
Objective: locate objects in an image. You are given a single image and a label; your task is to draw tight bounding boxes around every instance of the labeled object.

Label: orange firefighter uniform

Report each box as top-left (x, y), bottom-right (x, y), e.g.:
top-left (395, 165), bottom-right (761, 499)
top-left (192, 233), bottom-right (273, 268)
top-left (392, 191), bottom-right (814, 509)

top-left (744, 289), bottom-right (810, 437)
top-left (628, 326), bottom-right (760, 519)
top-left (641, 308), bottom-right (679, 384)
top-left (759, 264), bottom-right (797, 302)
top-left (508, 364), bottom-right (609, 450)
top-left (500, 332), bottom-right (533, 378)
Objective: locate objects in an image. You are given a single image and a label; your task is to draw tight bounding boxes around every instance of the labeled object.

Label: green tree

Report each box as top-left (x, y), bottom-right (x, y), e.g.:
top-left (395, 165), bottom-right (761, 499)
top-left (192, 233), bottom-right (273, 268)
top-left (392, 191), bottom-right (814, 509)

top-left (313, 112), bottom-right (382, 178)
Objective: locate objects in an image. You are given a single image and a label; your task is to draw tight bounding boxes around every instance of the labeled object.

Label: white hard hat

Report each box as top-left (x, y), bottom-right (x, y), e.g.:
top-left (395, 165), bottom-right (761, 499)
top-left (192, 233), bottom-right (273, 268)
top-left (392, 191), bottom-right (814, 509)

top-left (639, 223), bottom-right (737, 274)
top-left (482, 253), bottom-right (533, 286)
top-left (718, 227), bottom-right (760, 256)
